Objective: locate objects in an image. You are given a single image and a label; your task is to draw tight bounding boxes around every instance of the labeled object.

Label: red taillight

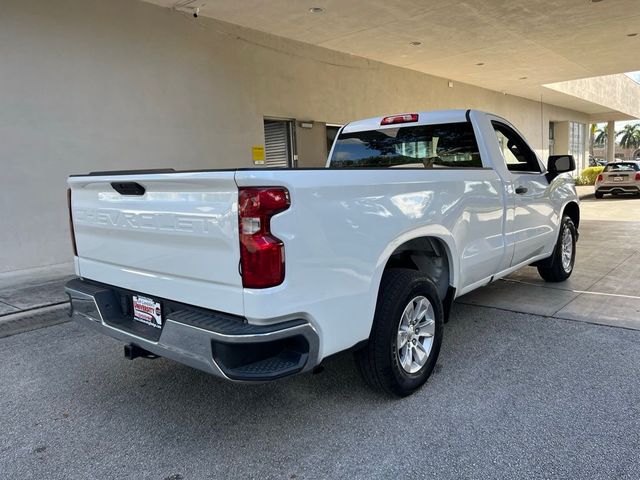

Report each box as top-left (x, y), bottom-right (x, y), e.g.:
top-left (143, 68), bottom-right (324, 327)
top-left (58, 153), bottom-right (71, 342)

top-left (596, 174), bottom-right (603, 182)
top-left (635, 173), bottom-right (640, 181)
top-left (67, 188), bottom-right (78, 256)
top-left (380, 113), bottom-right (419, 125)
top-left (238, 187), bottom-right (290, 288)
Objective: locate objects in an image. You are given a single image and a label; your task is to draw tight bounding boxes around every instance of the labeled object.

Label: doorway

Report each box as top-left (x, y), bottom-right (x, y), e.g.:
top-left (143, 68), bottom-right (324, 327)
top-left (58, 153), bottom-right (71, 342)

top-left (263, 118), bottom-right (296, 168)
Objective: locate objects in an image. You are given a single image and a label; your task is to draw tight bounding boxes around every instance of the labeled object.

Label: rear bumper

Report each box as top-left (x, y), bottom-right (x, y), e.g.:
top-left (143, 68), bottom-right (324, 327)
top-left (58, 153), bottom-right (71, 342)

top-left (65, 278), bottom-right (319, 382)
top-left (596, 185), bottom-right (640, 194)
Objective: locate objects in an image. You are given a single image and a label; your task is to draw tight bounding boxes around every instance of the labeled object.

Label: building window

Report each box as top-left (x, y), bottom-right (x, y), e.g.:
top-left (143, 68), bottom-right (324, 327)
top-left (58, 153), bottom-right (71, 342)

top-left (568, 122), bottom-right (586, 171)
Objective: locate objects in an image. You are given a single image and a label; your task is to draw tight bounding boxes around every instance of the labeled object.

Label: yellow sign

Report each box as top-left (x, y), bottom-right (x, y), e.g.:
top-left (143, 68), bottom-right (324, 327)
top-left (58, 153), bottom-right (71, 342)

top-left (252, 145), bottom-right (265, 164)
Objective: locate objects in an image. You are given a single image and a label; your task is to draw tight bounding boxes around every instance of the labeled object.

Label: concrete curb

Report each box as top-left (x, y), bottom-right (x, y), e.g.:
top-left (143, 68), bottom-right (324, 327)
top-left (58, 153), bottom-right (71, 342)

top-left (575, 185), bottom-right (595, 201)
top-left (0, 302), bottom-right (71, 339)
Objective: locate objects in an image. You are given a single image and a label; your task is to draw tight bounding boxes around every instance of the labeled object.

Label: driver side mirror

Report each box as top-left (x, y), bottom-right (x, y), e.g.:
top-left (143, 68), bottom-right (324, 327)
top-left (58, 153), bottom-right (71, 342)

top-left (547, 155), bottom-right (575, 181)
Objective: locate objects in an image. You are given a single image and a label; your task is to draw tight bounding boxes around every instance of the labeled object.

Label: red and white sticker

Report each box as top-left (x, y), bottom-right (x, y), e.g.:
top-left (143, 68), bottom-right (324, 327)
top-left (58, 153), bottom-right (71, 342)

top-left (132, 295), bottom-right (162, 329)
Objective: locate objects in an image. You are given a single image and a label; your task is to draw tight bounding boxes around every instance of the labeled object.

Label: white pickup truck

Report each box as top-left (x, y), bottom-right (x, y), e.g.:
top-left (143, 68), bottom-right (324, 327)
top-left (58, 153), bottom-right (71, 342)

top-left (65, 110), bottom-right (579, 396)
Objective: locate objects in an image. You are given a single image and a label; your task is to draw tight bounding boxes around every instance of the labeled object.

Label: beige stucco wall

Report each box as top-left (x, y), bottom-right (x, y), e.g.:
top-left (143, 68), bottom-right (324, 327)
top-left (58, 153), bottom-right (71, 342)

top-left (0, 0), bottom-right (590, 273)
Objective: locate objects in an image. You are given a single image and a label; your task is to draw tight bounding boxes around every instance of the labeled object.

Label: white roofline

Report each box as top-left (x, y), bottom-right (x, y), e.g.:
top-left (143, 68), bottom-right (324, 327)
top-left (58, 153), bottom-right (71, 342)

top-left (341, 109), bottom-right (474, 133)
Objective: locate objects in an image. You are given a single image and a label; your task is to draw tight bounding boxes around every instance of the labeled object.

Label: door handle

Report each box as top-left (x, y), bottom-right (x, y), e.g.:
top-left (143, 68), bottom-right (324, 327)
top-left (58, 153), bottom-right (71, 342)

top-left (515, 186), bottom-right (528, 194)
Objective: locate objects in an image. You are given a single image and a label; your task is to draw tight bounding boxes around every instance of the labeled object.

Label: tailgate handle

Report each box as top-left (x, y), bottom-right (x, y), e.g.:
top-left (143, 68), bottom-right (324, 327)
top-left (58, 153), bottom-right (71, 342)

top-left (111, 182), bottom-right (145, 196)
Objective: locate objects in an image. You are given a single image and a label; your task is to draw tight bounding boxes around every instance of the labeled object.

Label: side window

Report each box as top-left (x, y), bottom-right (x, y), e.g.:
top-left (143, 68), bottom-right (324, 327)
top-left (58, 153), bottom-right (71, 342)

top-left (491, 122), bottom-right (541, 173)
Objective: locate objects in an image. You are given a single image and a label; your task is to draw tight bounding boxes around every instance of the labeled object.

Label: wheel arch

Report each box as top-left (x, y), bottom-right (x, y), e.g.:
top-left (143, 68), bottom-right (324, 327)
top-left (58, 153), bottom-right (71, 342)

top-left (370, 227), bottom-right (459, 328)
top-left (562, 201), bottom-right (580, 230)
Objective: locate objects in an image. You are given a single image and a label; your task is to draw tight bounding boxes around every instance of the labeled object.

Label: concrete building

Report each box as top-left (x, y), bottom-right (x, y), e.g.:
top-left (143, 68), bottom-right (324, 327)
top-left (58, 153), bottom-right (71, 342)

top-left (1, 0), bottom-right (640, 275)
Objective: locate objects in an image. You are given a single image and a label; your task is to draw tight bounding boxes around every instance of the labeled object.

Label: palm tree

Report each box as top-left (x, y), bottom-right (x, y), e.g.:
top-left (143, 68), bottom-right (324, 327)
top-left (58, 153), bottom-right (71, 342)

top-left (589, 123), bottom-right (597, 156)
top-left (616, 123), bottom-right (640, 149)
top-left (594, 125), bottom-right (608, 146)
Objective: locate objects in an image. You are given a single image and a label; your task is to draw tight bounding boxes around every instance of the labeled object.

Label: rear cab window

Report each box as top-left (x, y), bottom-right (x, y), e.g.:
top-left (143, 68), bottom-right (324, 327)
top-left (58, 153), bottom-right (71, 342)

top-left (604, 162), bottom-right (639, 172)
top-left (329, 122), bottom-right (483, 169)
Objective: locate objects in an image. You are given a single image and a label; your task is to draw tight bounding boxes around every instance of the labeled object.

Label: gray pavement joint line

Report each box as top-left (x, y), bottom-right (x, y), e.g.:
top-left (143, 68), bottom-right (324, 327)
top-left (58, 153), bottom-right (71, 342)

top-left (0, 300), bottom-right (70, 318)
top-left (454, 300), bottom-right (640, 334)
top-left (491, 248), bottom-right (639, 296)
top-left (500, 278), bottom-right (640, 301)
top-left (500, 248), bottom-right (640, 317)
top-left (0, 302), bottom-right (70, 322)
top-left (579, 249), bottom-right (640, 293)
top-left (493, 278), bottom-right (582, 316)
top-left (0, 299), bottom-right (17, 310)
top-left (551, 296), bottom-right (585, 320)
top-left (0, 304), bottom-right (72, 340)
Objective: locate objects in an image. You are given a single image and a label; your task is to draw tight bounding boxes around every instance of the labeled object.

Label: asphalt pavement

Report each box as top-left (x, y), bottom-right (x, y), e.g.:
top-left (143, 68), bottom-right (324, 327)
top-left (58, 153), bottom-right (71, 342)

top-left (1, 303), bottom-right (639, 479)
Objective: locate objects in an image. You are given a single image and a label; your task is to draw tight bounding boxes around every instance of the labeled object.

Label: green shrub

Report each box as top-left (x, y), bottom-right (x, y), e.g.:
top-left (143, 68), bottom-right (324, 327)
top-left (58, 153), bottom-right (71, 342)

top-left (574, 176), bottom-right (590, 186)
top-left (576, 166), bottom-right (604, 186)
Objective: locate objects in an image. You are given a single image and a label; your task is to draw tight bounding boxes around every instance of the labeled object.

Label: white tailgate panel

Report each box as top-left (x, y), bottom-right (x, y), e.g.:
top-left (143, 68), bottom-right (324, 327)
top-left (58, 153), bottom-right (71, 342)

top-left (69, 172), bottom-right (243, 315)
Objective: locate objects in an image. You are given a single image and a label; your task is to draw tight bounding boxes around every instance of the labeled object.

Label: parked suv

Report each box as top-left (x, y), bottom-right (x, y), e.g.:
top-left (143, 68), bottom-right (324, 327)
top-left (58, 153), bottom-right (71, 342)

top-left (595, 161), bottom-right (640, 198)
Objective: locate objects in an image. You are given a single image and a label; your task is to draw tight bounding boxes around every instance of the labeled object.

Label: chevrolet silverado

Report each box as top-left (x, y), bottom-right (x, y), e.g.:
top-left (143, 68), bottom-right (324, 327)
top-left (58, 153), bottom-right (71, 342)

top-left (65, 110), bottom-right (579, 396)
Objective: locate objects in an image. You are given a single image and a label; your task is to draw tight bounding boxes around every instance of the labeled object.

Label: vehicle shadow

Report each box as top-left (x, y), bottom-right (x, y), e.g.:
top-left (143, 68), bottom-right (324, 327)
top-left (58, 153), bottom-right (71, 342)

top-left (590, 194), bottom-right (640, 201)
top-left (67, 304), bottom-right (496, 435)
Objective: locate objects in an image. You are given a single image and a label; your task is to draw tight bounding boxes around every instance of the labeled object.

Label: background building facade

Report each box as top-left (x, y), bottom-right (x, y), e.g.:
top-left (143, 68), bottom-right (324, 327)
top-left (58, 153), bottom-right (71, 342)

top-left (1, 0), bottom-right (639, 274)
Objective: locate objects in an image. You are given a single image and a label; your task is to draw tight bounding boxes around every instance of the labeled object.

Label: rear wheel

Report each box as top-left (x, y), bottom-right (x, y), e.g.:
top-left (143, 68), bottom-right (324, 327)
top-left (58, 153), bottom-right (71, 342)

top-left (354, 269), bottom-right (443, 397)
top-left (595, 191), bottom-right (604, 199)
top-left (537, 215), bottom-right (577, 282)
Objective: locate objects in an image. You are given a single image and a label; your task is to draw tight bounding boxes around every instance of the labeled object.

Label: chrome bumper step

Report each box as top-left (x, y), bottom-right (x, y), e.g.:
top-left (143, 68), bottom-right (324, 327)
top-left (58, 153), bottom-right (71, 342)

top-left (65, 278), bottom-right (319, 381)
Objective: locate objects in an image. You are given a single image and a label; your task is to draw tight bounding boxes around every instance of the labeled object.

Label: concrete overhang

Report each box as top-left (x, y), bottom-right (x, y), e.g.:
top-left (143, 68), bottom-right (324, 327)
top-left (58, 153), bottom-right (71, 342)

top-left (142, 0), bottom-right (640, 119)
top-left (544, 74), bottom-right (640, 121)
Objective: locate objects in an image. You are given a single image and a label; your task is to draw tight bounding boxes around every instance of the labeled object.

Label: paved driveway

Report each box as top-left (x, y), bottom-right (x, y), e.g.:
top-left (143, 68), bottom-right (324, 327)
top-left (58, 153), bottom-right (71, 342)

top-left (1, 195), bottom-right (639, 479)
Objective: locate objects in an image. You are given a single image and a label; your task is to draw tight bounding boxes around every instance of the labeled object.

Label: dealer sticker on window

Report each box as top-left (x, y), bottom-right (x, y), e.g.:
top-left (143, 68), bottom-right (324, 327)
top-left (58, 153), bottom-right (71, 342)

top-left (132, 295), bottom-right (162, 329)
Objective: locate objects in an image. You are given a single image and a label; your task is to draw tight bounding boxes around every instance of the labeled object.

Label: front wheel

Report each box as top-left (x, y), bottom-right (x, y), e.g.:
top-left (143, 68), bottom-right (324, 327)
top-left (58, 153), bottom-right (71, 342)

top-left (354, 269), bottom-right (443, 397)
top-left (595, 192), bottom-right (604, 199)
top-left (537, 215), bottom-right (577, 282)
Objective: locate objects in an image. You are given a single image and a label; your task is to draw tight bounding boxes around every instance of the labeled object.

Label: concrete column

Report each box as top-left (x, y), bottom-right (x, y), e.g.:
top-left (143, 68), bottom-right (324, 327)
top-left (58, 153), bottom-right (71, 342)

top-left (554, 121), bottom-right (570, 155)
top-left (607, 120), bottom-right (616, 163)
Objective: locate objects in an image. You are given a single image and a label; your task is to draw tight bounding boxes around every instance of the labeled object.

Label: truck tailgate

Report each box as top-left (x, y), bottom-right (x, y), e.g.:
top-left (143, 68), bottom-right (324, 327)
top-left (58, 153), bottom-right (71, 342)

top-left (68, 172), bottom-right (243, 315)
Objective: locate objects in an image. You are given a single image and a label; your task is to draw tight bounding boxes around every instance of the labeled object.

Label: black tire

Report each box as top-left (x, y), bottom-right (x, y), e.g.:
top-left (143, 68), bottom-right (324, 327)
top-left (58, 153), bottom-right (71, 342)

top-left (595, 192), bottom-right (604, 199)
top-left (354, 269), bottom-right (444, 397)
top-left (537, 215), bottom-right (577, 282)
